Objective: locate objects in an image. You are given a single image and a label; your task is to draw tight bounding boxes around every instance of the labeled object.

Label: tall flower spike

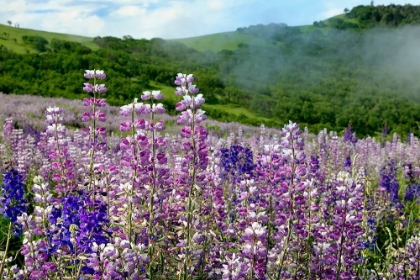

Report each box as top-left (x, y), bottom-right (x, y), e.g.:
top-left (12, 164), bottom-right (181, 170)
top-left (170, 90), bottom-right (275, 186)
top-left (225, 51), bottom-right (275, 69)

top-left (0, 168), bottom-right (27, 236)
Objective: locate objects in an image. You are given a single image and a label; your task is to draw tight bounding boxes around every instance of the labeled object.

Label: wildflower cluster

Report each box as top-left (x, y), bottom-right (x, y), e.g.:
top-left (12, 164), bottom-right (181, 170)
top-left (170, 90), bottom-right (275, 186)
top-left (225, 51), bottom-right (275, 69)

top-left (0, 69), bottom-right (419, 279)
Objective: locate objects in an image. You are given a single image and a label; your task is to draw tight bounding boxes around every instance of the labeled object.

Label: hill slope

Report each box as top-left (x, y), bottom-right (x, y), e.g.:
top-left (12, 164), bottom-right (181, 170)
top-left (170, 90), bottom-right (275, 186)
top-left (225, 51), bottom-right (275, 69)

top-left (0, 24), bottom-right (98, 54)
top-left (1, 4), bottom-right (420, 138)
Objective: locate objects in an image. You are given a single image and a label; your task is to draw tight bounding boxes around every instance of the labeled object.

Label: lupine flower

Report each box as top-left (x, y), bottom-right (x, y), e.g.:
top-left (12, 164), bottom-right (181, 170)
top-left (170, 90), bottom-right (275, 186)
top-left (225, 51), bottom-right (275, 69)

top-left (49, 191), bottom-right (111, 254)
top-left (0, 168), bottom-right (27, 236)
top-left (380, 159), bottom-right (400, 205)
top-left (220, 145), bottom-right (255, 181)
top-left (152, 103), bottom-right (165, 114)
top-left (142, 90), bottom-right (163, 100)
top-left (84, 69), bottom-right (106, 79)
top-left (404, 184), bottom-right (420, 202)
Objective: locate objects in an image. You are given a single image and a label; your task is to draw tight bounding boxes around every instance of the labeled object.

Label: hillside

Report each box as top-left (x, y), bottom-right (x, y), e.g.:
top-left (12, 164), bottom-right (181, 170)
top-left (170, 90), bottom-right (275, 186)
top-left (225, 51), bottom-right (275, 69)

top-left (1, 4), bottom-right (420, 138)
top-left (0, 24), bottom-right (98, 54)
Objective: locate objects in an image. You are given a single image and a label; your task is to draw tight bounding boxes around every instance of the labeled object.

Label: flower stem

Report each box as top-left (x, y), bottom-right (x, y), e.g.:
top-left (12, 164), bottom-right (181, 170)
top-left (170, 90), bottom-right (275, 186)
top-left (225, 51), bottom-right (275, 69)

top-left (0, 222), bottom-right (12, 280)
top-left (148, 99), bottom-right (157, 279)
top-left (183, 99), bottom-right (197, 280)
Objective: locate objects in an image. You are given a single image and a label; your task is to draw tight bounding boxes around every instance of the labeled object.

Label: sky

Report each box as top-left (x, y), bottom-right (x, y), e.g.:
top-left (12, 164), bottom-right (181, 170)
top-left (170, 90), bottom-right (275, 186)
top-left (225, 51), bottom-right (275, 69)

top-left (0, 0), bottom-right (418, 39)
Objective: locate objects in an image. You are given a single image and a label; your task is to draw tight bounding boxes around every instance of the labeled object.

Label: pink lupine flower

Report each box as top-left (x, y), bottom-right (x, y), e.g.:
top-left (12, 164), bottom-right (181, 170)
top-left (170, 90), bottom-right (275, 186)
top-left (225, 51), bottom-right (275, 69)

top-left (154, 136), bottom-right (166, 147)
top-left (82, 112), bottom-right (91, 122)
top-left (134, 103), bottom-right (151, 115)
top-left (84, 69), bottom-right (106, 79)
top-left (83, 83), bottom-right (93, 92)
top-left (157, 153), bottom-right (167, 164)
top-left (95, 70), bottom-right (106, 79)
top-left (136, 135), bottom-right (149, 148)
top-left (194, 94), bottom-right (205, 107)
top-left (194, 109), bottom-right (207, 123)
top-left (96, 127), bottom-right (106, 136)
top-left (152, 103), bottom-right (165, 114)
top-left (96, 111), bottom-right (106, 122)
top-left (176, 101), bottom-right (187, 112)
top-left (84, 70), bottom-right (95, 79)
top-left (141, 90), bottom-right (162, 100)
top-left (175, 87), bottom-right (184, 96)
top-left (81, 127), bottom-right (90, 137)
top-left (120, 104), bottom-right (132, 117)
top-left (119, 137), bottom-right (131, 151)
top-left (134, 118), bottom-right (146, 130)
top-left (180, 126), bottom-right (191, 138)
top-left (154, 120), bottom-right (166, 132)
top-left (177, 111), bottom-right (190, 125)
top-left (94, 84), bottom-right (107, 94)
top-left (52, 173), bottom-right (61, 182)
top-left (83, 97), bottom-right (94, 106)
top-left (189, 83), bottom-right (199, 94)
top-left (186, 74), bottom-right (194, 83)
top-left (141, 91), bottom-right (151, 100)
top-left (174, 73), bottom-right (185, 85)
top-left (96, 98), bottom-right (107, 107)
top-left (120, 121), bottom-right (131, 132)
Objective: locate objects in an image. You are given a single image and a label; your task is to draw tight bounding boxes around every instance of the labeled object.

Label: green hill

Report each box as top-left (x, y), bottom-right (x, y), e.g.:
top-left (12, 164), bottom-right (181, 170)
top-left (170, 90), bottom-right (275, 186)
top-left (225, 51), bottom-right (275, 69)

top-left (2, 4), bottom-right (420, 137)
top-left (0, 24), bottom-right (98, 54)
top-left (172, 31), bottom-right (276, 53)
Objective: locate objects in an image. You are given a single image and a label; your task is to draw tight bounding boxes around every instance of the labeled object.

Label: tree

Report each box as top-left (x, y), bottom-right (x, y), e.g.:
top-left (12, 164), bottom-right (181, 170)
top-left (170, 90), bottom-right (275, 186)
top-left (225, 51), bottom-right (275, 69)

top-left (7, 20), bottom-right (12, 26)
top-left (344, 8), bottom-right (349, 13)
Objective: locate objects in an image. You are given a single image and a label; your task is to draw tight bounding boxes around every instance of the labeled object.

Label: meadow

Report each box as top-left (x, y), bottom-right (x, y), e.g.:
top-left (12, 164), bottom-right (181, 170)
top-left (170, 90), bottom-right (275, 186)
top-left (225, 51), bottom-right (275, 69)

top-left (0, 70), bottom-right (419, 279)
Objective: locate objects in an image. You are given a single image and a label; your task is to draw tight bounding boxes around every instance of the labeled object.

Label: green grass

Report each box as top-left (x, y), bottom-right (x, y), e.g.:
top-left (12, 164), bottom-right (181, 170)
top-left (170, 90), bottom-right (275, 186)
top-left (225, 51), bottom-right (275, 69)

top-left (146, 81), bottom-right (273, 124)
top-left (172, 31), bottom-right (273, 53)
top-left (147, 81), bottom-right (180, 104)
top-left (0, 24), bottom-right (98, 54)
top-left (202, 103), bottom-right (255, 118)
top-left (297, 24), bottom-right (333, 34)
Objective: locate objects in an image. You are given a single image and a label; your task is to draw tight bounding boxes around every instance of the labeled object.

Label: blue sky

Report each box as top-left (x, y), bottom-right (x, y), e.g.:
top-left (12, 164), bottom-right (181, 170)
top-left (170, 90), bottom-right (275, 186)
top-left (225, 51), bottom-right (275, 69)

top-left (0, 0), bottom-right (417, 39)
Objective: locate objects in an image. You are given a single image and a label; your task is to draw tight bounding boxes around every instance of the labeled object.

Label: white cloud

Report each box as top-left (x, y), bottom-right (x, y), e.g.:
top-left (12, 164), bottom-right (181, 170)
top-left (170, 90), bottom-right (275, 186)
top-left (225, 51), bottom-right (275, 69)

top-left (0, 0), bottom-right (418, 39)
top-left (111, 5), bottom-right (146, 17)
top-left (322, 8), bottom-right (344, 19)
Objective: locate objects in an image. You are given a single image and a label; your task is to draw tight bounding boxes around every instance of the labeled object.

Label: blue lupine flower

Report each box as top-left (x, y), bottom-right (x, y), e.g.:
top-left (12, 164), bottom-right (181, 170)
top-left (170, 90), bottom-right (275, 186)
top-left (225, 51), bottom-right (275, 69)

top-left (0, 168), bottom-right (27, 236)
top-left (23, 124), bottom-right (41, 144)
top-left (382, 124), bottom-right (388, 140)
top-left (344, 124), bottom-right (357, 144)
top-left (310, 156), bottom-right (320, 174)
top-left (344, 157), bottom-right (352, 168)
top-left (220, 145), bottom-right (255, 180)
top-left (405, 184), bottom-right (420, 203)
top-left (49, 191), bottom-right (111, 254)
top-left (380, 160), bottom-right (400, 205)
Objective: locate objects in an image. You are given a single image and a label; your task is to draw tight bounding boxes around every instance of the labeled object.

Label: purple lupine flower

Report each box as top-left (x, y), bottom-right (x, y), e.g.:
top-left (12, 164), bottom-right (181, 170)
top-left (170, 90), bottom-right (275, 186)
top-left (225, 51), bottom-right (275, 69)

top-left (142, 90), bottom-right (163, 100)
top-left (152, 103), bottom-right (165, 114)
top-left (84, 69), bottom-right (106, 79)
top-left (404, 233), bottom-right (420, 278)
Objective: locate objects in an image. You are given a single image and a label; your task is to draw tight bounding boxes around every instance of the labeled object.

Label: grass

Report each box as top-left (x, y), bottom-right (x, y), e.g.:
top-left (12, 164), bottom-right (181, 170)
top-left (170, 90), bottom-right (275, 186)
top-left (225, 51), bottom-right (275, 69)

top-left (172, 31), bottom-right (273, 53)
top-left (146, 81), bottom-right (274, 124)
top-left (0, 24), bottom-right (98, 54)
top-left (147, 81), bottom-right (180, 104)
top-left (202, 103), bottom-right (255, 118)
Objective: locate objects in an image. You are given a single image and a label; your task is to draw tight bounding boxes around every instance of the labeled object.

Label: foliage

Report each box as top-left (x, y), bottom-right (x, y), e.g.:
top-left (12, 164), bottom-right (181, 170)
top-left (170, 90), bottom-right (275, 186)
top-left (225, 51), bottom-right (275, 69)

top-left (1, 4), bottom-right (420, 138)
top-left (346, 4), bottom-right (420, 27)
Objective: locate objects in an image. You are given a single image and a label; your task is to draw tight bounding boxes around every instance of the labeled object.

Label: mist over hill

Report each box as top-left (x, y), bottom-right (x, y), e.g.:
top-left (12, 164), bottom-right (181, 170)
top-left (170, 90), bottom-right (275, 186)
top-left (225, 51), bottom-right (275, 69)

top-left (1, 4), bottom-right (420, 137)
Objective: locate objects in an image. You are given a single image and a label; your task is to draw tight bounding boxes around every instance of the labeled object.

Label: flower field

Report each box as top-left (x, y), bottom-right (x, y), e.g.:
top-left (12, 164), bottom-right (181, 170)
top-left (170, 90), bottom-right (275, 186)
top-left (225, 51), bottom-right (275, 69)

top-left (0, 70), bottom-right (419, 279)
